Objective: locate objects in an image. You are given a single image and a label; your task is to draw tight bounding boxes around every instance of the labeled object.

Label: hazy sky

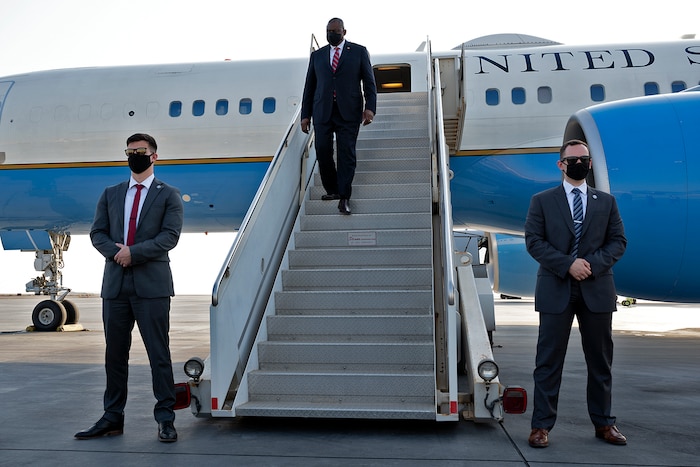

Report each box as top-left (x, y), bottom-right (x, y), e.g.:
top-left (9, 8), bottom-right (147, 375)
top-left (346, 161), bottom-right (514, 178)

top-left (1, 0), bottom-right (698, 77)
top-left (1, 0), bottom-right (698, 294)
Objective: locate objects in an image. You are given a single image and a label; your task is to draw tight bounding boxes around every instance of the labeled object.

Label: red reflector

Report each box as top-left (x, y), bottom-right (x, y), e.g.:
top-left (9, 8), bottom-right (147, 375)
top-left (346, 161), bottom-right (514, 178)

top-left (503, 386), bottom-right (527, 414)
top-left (450, 400), bottom-right (458, 413)
top-left (212, 397), bottom-right (218, 410)
top-left (173, 383), bottom-right (191, 410)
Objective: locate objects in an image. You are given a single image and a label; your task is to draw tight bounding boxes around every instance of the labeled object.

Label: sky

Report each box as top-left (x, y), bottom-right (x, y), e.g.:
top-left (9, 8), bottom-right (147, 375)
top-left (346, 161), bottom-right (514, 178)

top-left (1, 0), bottom-right (698, 294)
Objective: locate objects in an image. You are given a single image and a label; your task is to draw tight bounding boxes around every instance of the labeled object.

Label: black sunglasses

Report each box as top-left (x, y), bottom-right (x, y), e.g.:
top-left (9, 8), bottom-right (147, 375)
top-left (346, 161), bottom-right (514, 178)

top-left (125, 147), bottom-right (152, 156)
top-left (561, 156), bottom-right (591, 165)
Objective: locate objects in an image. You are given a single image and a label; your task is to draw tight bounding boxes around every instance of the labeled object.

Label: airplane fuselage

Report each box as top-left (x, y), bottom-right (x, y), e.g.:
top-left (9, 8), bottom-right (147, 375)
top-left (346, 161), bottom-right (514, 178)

top-left (2, 40), bottom-right (698, 234)
top-left (2, 36), bottom-right (700, 301)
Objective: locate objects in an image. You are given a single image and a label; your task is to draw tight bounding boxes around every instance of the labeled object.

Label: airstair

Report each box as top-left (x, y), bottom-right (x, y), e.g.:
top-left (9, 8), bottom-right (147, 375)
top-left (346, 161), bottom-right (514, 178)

top-left (192, 53), bottom-right (524, 423)
top-left (235, 92), bottom-right (435, 419)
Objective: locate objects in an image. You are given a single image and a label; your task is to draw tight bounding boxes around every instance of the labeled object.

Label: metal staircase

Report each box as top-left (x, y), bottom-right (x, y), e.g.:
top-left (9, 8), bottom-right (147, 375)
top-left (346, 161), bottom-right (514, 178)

top-left (233, 92), bottom-right (437, 419)
top-left (190, 51), bottom-right (523, 425)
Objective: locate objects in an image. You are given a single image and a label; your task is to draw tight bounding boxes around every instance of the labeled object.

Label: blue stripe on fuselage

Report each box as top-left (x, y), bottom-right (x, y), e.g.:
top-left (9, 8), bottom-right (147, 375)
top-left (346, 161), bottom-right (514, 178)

top-left (1, 152), bottom-right (561, 239)
top-left (0, 161), bottom-right (269, 234)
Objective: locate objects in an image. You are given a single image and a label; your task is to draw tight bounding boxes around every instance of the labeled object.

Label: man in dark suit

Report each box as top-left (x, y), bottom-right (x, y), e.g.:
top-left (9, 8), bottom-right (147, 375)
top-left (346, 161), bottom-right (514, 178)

top-left (76, 133), bottom-right (183, 443)
top-left (301, 17), bottom-right (377, 215)
top-left (524, 139), bottom-right (627, 448)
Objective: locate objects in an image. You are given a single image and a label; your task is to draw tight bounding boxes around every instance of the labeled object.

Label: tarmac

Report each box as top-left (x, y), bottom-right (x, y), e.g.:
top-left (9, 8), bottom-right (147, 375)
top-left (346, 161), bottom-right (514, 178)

top-left (1, 294), bottom-right (698, 466)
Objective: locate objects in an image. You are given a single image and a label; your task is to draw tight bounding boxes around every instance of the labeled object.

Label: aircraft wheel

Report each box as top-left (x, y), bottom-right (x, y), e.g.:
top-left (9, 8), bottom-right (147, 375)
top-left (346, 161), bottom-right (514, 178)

top-left (62, 299), bottom-right (80, 325)
top-left (32, 300), bottom-right (67, 332)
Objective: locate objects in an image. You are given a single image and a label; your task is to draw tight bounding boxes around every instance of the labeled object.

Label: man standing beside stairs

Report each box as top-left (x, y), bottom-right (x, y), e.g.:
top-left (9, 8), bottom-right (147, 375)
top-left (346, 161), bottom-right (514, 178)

top-left (301, 17), bottom-right (377, 215)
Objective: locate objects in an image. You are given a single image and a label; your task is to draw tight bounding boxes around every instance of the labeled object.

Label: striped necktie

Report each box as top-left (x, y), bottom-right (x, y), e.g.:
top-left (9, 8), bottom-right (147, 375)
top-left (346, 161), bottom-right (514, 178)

top-left (571, 187), bottom-right (583, 257)
top-left (332, 47), bottom-right (340, 72)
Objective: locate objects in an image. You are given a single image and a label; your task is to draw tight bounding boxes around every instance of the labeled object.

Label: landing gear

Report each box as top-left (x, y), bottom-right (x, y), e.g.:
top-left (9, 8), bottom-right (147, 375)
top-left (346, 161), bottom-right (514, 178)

top-left (24, 231), bottom-right (81, 331)
top-left (31, 300), bottom-right (67, 331)
top-left (62, 299), bottom-right (80, 325)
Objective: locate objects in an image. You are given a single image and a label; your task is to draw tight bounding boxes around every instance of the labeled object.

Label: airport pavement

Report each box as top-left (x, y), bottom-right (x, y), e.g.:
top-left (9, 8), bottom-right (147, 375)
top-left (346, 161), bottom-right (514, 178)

top-left (0, 294), bottom-right (698, 466)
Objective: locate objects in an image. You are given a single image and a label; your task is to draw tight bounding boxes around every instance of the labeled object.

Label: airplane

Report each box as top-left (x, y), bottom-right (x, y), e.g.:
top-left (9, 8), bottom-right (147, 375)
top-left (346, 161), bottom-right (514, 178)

top-left (1, 33), bottom-right (700, 330)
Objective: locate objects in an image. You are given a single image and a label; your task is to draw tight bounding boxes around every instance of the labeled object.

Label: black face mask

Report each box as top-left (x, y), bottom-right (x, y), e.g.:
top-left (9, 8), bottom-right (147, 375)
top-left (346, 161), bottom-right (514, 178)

top-left (128, 154), bottom-right (153, 174)
top-left (327, 32), bottom-right (343, 46)
top-left (565, 162), bottom-right (590, 181)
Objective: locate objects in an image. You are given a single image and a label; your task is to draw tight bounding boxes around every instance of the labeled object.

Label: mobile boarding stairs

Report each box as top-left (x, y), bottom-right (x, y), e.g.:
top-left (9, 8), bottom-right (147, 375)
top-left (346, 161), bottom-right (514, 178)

top-left (179, 56), bottom-right (526, 423)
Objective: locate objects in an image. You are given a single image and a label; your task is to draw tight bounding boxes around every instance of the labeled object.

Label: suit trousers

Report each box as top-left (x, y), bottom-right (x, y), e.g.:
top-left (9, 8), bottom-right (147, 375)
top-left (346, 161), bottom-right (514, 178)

top-left (531, 283), bottom-right (616, 430)
top-left (314, 101), bottom-right (361, 199)
top-left (102, 268), bottom-right (175, 424)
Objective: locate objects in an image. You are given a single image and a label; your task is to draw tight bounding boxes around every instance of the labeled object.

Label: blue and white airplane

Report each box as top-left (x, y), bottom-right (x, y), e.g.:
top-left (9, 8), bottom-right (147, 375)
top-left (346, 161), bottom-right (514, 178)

top-left (1, 33), bottom-right (699, 325)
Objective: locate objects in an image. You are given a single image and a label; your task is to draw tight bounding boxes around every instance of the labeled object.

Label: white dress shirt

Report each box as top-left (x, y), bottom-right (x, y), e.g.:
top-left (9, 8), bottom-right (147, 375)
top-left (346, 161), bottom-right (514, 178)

top-left (123, 174), bottom-right (154, 243)
top-left (563, 180), bottom-right (588, 220)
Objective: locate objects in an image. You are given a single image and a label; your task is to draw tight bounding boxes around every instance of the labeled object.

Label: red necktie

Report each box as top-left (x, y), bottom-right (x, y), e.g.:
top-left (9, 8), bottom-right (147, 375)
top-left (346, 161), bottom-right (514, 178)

top-left (126, 184), bottom-right (143, 246)
top-left (332, 47), bottom-right (340, 72)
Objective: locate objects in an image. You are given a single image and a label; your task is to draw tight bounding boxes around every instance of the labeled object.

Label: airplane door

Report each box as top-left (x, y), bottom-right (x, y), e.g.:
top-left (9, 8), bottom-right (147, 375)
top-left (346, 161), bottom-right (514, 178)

top-left (0, 81), bottom-right (14, 123)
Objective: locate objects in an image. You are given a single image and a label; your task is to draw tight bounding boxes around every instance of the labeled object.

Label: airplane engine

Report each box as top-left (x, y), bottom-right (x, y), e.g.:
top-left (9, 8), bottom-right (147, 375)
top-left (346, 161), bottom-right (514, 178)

top-left (564, 89), bottom-right (700, 302)
top-left (484, 233), bottom-right (537, 299)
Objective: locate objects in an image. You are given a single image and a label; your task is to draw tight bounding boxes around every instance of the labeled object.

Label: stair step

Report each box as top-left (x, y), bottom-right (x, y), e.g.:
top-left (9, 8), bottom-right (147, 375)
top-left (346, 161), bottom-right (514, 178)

top-left (266, 315), bottom-right (434, 342)
top-left (274, 290), bottom-right (433, 314)
top-left (293, 229), bottom-right (432, 248)
top-left (356, 137), bottom-right (429, 150)
top-left (281, 267), bottom-right (432, 290)
top-left (308, 183), bottom-right (431, 200)
top-left (314, 170), bottom-right (430, 185)
top-left (287, 247), bottom-right (432, 268)
top-left (356, 147), bottom-right (432, 159)
top-left (235, 400), bottom-right (436, 420)
top-left (304, 197), bottom-right (431, 215)
top-left (300, 212), bottom-right (431, 231)
top-left (356, 158), bottom-right (431, 171)
top-left (257, 342), bottom-right (434, 369)
top-left (246, 372), bottom-right (435, 398)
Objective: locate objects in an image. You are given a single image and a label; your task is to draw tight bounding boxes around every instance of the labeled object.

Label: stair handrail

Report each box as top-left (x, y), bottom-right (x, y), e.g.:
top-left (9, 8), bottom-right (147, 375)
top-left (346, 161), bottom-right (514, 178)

top-left (212, 104), bottom-right (308, 306)
top-left (208, 106), bottom-right (314, 412)
top-left (431, 54), bottom-right (460, 417)
top-left (432, 57), bottom-right (456, 307)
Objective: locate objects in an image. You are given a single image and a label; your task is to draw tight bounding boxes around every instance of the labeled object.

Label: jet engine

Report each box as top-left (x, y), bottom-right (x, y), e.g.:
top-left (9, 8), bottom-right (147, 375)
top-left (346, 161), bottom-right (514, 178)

top-left (564, 89), bottom-right (700, 302)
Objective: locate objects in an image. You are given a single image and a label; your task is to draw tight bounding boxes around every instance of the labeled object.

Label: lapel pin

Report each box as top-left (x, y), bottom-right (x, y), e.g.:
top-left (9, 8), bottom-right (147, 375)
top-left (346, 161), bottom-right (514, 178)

top-left (592, 194), bottom-right (597, 199)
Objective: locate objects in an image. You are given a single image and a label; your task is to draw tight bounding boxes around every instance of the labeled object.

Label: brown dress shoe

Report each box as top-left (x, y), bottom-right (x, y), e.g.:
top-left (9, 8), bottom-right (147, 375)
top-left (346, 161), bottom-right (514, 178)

top-left (595, 425), bottom-right (627, 445)
top-left (528, 428), bottom-right (549, 448)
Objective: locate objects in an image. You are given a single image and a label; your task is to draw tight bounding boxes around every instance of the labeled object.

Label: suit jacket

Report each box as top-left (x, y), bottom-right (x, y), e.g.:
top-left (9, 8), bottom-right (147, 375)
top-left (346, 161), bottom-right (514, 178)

top-left (301, 41), bottom-right (377, 125)
top-left (90, 178), bottom-right (184, 299)
top-left (524, 184), bottom-right (626, 314)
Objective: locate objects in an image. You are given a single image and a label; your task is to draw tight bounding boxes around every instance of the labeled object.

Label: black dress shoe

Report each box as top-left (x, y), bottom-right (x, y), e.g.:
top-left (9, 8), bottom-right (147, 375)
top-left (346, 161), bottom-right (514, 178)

top-left (321, 193), bottom-right (340, 200)
top-left (158, 421), bottom-right (178, 443)
top-left (75, 417), bottom-right (124, 439)
top-left (338, 199), bottom-right (351, 215)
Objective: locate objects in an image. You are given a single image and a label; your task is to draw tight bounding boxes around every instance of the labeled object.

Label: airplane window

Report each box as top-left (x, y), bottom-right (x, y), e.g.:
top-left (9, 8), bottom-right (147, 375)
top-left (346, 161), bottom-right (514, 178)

top-left (263, 97), bottom-right (276, 114)
top-left (216, 99), bottom-right (229, 116)
top-left (239, 98), bottom-right (252, 115)
top-left (485, 88), bottom-right (499, 106)
top-left (169, 101), bottom-right (182, 117)
top-left (671, 81), bottom-right (687, 93)
top-left (78, 104), bottom-right (91, 121)
top-left (193, 100), bottom-right (205, 117)
top-left (537, 87), bottom-right (552, 104)
top-left (590, 84), bottom-right (605, 102)
top-left (644, 82), bottom-right (659, 95)
top-left (512, 87), bottom-right (526, 105)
